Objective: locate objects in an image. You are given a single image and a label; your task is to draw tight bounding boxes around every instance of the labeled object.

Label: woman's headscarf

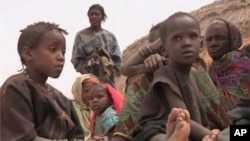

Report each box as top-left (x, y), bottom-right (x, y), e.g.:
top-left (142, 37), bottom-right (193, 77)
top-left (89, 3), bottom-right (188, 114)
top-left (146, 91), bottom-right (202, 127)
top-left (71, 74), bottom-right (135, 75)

top-left (90, 83), bottom-right (124, 137)
top-left (71, 73), bottom-right (99, 139)
top-left (212, 18), bottom-right (242, 50)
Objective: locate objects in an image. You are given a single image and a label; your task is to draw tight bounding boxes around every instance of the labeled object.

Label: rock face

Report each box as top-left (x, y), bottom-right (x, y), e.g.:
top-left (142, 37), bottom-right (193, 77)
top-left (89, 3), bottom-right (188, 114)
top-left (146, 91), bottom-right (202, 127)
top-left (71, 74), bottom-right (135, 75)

top-left (116, 0), bottom-right (250, 94)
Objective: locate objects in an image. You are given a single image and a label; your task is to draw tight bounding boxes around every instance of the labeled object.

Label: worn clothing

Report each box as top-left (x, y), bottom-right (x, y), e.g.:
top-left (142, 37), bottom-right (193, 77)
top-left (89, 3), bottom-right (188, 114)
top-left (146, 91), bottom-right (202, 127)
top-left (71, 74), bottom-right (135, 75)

top-left (71, 74), bottom-right (99, 139)
top-left (94, 106), bottom-right (119, 135)
top-left (0, 73), bottom-right (84, 141)
top-left (209, 50), bottom-right (250, 112)
top-left (132, 65), bottom-right (209, 141)
top-left (193, 61), bottom-right (231, 129)
top-left (113, 74), bottom-right (151, 139)
top-left (71, 28), bottom-right (121, 84)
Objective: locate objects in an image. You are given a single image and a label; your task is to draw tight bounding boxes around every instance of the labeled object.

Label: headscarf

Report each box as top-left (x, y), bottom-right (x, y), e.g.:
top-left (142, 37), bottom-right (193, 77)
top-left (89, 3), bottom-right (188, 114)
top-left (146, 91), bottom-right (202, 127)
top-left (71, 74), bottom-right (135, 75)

top-left (72, 73), bottom-right (99, 105)
top-left (71, 73), bottom-right (99, 139)
top-left (209, 19), bottom-right (250, 112)
top-left (90, 83), bottom-right (124, 137)
top-left (212, 18), bottom-right (242, 50)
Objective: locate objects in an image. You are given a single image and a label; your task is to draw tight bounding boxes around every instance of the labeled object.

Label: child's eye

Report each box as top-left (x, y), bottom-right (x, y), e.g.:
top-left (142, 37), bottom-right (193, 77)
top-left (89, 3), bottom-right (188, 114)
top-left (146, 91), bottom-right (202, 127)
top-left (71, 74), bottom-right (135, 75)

top-left (173, 36), bottom-right (182, 41)
top-left (49, 46), bottom-right (57, 52)
top-left (190, 33), bottom-right (198, 39)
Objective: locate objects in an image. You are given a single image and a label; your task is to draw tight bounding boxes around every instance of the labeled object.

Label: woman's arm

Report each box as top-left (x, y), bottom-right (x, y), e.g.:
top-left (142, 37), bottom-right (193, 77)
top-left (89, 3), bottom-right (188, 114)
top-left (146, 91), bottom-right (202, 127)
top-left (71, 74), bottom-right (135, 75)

top-left (109, 34), bottom-right (122, 75)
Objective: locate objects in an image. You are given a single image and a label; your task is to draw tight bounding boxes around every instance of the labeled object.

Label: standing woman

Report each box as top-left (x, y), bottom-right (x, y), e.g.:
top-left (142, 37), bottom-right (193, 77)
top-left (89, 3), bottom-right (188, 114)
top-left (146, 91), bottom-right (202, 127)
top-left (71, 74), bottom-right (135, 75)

top-left (71, 4), bottom-right (122, 86)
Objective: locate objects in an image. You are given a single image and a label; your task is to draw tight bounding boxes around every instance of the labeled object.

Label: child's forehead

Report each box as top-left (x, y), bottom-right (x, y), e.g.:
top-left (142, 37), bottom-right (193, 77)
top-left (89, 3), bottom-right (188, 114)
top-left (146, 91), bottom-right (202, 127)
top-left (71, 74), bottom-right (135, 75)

top-left (90, 84), bottom-right (107, 92)
top-left (38, 29), bottom-right (65, 43)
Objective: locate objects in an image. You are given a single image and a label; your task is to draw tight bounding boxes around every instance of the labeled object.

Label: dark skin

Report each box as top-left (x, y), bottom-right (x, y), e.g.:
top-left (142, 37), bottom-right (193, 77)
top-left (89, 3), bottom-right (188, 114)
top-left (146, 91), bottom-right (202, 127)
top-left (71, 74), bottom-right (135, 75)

top-left (121, 33), bottom-right (166, 76)
top-left (149, 16), bottom-right (227, 141)
top-left (22, 29), bottom-right (65, 86)
top-left (89, 85), bottom-right (112, 115)
top-left (82, 82), bottom-right (96, 106)
top-left (88, 8), bottom-right (104, 32)
top-left (205, 21), bottom-right (230, 61)
top-left (165, 108), bottom-right (221, 141)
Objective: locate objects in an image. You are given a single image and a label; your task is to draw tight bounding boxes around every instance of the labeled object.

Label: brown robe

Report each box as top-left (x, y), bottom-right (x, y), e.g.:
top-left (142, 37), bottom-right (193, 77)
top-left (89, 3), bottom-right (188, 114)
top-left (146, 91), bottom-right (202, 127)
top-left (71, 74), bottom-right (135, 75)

top-left (132, 65), bottom-right (209, 141)
top-left (0, 73), bottom-right (84, 141)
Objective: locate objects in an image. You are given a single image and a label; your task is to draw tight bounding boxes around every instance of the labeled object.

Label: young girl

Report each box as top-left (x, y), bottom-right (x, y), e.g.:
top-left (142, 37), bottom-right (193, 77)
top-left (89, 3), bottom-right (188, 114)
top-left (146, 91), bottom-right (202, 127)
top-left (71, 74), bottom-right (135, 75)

top-left (205, 19), bottom-right (250, 112)
top-left (132, 12), bottom-right (227, 141)
top-left (89, 83), bottom-right (124, 139)
top-left (0, 22), bottom-right (84, 140)
top-left (71, 73), bottom-right (100, 139)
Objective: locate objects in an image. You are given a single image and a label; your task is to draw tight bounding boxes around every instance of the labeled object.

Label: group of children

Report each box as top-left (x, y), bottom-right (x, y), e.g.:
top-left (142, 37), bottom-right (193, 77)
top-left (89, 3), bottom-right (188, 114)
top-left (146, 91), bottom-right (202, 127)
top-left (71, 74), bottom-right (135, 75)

top-left (1, 6), bottom-right (250, 141)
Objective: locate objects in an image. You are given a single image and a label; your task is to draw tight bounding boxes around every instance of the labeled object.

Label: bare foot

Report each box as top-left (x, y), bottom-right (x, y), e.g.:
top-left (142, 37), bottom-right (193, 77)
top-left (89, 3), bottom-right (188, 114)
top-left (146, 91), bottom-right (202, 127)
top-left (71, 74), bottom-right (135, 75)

top-left (166, 108), bottom-right (190, 141)
top-left (202, 129), bottom-right (220, 141)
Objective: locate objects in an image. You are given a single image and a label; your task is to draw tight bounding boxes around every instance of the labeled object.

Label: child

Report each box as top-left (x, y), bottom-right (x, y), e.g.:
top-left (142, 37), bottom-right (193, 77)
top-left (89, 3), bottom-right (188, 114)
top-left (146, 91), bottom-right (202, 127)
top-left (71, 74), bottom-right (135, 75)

top-left (112, 23), bottom-right (165, 141)
top-left (71, 74), bottom-right (100, 139)
top-left (205, 19), bottom-right (250, 112)
top-left (132, 12), bottom-right (226, 141)
top-left (0, 22), bottom-right (84, 140)
top-left (89, 83), bottom-right (124, 139)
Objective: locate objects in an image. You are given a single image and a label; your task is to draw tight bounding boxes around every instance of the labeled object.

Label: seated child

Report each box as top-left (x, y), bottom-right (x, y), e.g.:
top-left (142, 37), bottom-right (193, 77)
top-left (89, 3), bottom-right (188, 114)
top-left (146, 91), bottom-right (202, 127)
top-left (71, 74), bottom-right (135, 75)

top-left (89, 83), bottom-right (124, 139)
top-left (0, 22), bottom-right (84, 140)
top-left (132, 12), bottom-right (226, 141)
top-left (71, 73), bottom-right (100, 139)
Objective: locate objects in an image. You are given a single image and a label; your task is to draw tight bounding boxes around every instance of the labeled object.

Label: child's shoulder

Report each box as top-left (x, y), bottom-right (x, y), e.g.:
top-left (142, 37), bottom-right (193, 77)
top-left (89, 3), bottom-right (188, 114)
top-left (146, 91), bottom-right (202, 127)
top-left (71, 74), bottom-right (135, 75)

top-left (1, 73), bottom-right (28, 87)
top-left (153, 65), bottom-right (175, 79)
top-left (100, 106), bottom-right (117, 119)
top-left (0, 73), bottom-right (29, 95)
top-left (101, 29), bottom-right (116, 37)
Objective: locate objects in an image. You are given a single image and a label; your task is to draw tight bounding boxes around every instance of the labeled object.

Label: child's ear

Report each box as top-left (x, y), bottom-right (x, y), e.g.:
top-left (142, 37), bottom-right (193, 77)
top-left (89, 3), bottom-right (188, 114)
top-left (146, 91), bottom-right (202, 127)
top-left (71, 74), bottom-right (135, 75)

top-left (21, 46), bottom-right (35, 62)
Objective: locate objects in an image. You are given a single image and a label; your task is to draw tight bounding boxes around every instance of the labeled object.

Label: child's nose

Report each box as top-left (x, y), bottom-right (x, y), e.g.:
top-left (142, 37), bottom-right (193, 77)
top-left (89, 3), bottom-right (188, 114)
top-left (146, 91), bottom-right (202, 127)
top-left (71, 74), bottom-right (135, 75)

top-left (56, 52), bottom-right (64, 61)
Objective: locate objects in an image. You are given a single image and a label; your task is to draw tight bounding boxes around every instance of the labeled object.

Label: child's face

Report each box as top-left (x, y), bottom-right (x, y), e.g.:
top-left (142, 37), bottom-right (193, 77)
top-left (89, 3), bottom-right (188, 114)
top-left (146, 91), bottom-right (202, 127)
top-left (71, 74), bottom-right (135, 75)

top-left (89, 86), bottom-right (112, 115)
top-left (163, 16), bottom-right (201, 65)
top-left (30, 29), bottom-right (66, 78)
top-left (81, 82), bottom-right (95, 106)
top-left (88, 8), bottom-right (103, 27)
top-left (205, 22), bottom-right (230, 61)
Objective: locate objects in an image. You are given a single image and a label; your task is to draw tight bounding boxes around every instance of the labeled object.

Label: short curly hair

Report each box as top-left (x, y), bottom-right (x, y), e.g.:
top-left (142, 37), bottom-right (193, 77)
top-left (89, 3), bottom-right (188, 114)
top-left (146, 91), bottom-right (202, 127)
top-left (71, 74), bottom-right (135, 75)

top-left (17, 21), bottom-right (68, 70)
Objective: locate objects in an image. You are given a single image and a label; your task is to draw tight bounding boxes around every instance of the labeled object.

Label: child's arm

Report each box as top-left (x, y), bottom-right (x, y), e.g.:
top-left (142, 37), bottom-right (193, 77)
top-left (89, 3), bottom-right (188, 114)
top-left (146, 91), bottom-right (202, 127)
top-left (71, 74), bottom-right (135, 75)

top-left (102, 109), bottom-right (119, 134)
top-left (121, 38), bottom-right (163, 76)
top-left (1, 83), bottom-right (38, 140)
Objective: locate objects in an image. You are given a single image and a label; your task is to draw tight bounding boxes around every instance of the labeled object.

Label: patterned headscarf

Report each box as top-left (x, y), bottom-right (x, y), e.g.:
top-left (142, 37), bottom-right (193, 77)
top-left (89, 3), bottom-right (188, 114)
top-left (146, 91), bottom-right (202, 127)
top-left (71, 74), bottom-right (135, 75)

top-left (212, 18), bottom-right (242, 50)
